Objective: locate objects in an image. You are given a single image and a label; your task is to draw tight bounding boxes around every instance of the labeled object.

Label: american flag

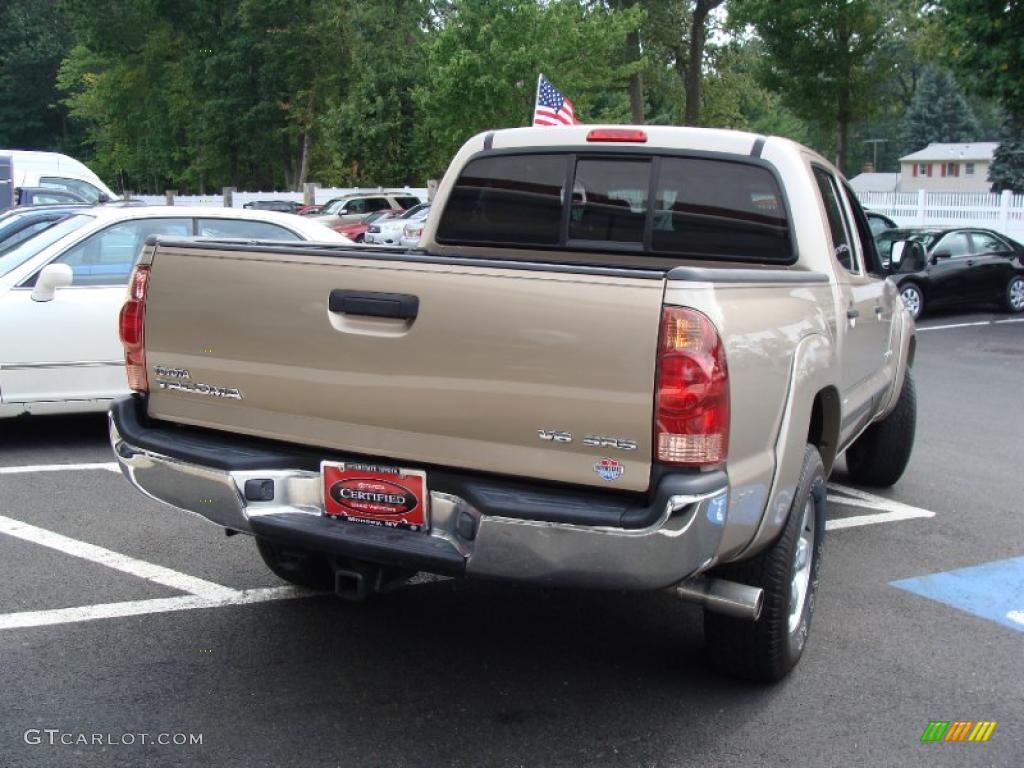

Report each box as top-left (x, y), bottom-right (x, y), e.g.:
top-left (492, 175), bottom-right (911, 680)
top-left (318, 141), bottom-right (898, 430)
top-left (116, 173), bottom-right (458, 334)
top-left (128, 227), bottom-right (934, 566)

top-left (533, 74), bottom-right (578, 126)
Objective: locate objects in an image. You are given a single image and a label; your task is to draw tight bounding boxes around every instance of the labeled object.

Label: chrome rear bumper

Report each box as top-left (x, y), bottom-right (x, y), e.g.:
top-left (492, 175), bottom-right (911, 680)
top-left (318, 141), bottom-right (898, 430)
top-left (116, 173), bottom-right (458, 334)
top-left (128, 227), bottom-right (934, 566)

top-left (110, 416), bottom-right (730, 590)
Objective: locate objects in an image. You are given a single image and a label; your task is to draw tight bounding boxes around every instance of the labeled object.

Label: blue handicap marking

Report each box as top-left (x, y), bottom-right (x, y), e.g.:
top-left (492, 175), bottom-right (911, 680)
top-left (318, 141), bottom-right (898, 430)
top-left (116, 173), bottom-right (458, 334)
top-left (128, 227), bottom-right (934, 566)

top-left (891, 555), bottom-right (1024, 633)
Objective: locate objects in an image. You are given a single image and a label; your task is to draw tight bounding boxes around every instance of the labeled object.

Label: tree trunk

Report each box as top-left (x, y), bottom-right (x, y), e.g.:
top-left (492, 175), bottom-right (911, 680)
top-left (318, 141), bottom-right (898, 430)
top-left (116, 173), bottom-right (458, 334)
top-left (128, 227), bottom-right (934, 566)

top-left (627, 27), bottom-right (644, 123)
top-left (683, 0), bottom-right (723, 126)
top-left (298, 131), bottom-right (311, 190)
top-left (282, 134), bottom-right (294, 191)
top-left (835, 17), bottom-right (851, 175)
top-left (836, 92), bottom-right (850, 175)
top-left (229, 147), bottom-right (238, 190)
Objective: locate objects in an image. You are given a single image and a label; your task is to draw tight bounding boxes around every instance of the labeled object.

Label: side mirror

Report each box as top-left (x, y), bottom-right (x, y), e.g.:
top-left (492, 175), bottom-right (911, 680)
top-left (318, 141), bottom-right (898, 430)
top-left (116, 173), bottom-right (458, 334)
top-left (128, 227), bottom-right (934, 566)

top-left (97, 193), bottom-right (111, 204)
top-left (932, 250), bottom-right (951, 263)
top-left (886, 240), bottom-right (926, 273)
top-left (31, 263), bottom-right (73, 302)
top-left (889, 241), bottom-right (906, 270)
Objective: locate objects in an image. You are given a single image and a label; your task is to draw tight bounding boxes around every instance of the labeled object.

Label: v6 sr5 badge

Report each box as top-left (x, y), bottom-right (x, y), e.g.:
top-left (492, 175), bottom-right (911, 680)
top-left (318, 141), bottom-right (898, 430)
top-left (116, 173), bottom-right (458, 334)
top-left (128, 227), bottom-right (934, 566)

top-left (537, 430), bottom-right (638, 451)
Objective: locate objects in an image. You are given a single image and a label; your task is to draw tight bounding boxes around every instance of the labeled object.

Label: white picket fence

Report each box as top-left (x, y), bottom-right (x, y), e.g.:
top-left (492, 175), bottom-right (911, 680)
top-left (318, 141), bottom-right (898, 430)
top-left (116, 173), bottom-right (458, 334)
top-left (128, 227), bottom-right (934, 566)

top-left (134, 186), bottom-right (1024, 241)
top-left (859, 190), bottom-right (1024, 240)
top-left (134, 186), bottom-right (430, 208)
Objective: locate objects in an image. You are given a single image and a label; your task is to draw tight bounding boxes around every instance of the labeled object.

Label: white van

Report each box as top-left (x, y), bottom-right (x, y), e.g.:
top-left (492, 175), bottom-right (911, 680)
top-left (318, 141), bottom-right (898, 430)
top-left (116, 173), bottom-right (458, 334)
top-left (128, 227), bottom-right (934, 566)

top-left (0, 150), bottom-right (118, 205)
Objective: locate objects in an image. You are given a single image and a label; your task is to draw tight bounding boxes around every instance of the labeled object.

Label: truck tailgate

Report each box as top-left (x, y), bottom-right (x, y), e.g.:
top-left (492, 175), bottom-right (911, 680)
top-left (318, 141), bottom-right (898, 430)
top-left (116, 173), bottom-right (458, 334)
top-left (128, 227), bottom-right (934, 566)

top-left (143, 246), bottom-right (665, 492)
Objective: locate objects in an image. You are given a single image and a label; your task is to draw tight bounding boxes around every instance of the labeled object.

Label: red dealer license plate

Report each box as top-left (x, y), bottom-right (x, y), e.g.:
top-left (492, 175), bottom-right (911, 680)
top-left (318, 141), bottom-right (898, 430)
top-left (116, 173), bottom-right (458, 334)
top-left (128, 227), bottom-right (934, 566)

top-left (321, 462), bottom-right (428, 531)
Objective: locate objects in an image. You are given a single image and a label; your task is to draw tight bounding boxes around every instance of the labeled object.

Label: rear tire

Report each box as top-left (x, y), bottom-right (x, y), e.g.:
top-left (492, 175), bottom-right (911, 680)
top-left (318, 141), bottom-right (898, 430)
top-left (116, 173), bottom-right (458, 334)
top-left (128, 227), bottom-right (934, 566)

top-left (1006, 275), bottom-right (1024, 313)
top-left (255, 538), bottom-right (334, 590)
top-left (845, 370), bottom-right (916, 487)
top-left (899, 282), bottom-right (924, 320)
top-left (704, 444), bottom-right (826, 683)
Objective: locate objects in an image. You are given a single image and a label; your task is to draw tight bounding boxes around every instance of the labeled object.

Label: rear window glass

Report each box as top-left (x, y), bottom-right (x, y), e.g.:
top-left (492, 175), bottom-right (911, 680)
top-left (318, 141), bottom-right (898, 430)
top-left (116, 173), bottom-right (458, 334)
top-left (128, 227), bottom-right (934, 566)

top-left (436, 154), bottom-right (566, 246)
top-left (652, 158), bottom-right (791, 261)
top-left (570, 159), bottom-right (649, 244)
top-left (435, 152), bottom-right (793, 263)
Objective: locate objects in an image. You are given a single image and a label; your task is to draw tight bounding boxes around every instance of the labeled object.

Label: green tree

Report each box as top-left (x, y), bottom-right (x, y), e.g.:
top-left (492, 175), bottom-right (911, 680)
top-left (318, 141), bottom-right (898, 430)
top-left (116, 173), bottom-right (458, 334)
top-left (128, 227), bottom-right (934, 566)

top-left (988, 131), bottom-right (1024, 192)
top-left (898, 67), bottom-right (980, 153)
top-left (937, 0), bottom-right (1024, 120)
top-left (701, 41), bottom-right (811, 142)
top-left (0, 0), bottom-right (73, 150)
top-left (935, 1), bottom-right (1024, 191)
top-left (635, 0), bottom-right (728, 126)
top-left (59, 0), bottom-right (350, 192)
top-left (414, 0), bottom-right (643, 176)
top-left (57, 1), bottom-right (187, 192)
top-left (730, 0), bottom-right (899, 173)
top-left (324, 0), bottom-right (429, 186)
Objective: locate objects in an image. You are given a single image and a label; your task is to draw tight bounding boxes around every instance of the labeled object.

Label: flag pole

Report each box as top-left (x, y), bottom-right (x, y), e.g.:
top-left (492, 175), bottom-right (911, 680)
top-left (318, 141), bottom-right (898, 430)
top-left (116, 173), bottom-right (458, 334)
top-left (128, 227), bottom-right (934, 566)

top-left (532, 73), bottom-right (543, 126)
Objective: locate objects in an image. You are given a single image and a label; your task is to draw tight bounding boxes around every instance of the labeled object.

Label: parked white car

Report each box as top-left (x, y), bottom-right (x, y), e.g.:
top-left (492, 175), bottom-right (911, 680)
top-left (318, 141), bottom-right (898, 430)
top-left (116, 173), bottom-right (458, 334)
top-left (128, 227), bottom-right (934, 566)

top-left (364, 203), bottom-right (430, 245)
top-left (0, 206), bottom-right (349, 417)
top-left (399, 217), bottom-right (427, 248)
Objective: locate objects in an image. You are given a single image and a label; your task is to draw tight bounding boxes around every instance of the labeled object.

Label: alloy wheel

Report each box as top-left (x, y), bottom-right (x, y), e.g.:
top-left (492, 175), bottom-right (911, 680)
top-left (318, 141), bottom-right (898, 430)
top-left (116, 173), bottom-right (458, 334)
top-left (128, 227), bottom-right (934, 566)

top-left (788, 498), bottom-right (815, 634)
top-left (1009, 278), bottom-right (1024, 311)
top-left (900, 286), bottom-right (922, 318)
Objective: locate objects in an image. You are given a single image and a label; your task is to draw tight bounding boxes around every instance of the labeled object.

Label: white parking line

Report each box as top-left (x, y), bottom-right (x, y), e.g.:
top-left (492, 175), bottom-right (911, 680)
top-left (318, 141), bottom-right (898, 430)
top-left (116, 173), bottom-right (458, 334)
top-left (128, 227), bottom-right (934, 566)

top-left (0, 515), bottom-right (238, 599)
top-left (0, 587), bottom-right (312, 631)
top-left (0, 462), bottom-right (119, 475)
top-left (826, 483), bottom-right (935, 530)
top-left (917, 317), bottom-right (1024, 332)
top-left (0, 465), bottom-right (936, 631)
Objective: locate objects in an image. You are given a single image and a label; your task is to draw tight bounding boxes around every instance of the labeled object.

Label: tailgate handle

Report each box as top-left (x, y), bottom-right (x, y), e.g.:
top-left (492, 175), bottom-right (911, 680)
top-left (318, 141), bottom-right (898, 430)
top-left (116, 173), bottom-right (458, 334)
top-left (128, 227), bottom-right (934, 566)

top-left (329, 290), bottom-right (419, 320)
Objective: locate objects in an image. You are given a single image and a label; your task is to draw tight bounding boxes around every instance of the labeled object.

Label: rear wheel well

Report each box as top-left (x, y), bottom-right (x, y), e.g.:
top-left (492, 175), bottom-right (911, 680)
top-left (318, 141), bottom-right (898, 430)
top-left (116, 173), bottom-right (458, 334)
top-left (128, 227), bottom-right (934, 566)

top-left (807, 387), bottom-right (841, 474)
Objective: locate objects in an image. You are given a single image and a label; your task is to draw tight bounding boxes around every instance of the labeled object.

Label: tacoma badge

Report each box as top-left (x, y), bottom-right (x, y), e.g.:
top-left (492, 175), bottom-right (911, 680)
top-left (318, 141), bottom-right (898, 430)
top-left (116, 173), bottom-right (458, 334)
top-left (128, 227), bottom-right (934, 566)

top-left (156, 380), bottom-right (243, 400)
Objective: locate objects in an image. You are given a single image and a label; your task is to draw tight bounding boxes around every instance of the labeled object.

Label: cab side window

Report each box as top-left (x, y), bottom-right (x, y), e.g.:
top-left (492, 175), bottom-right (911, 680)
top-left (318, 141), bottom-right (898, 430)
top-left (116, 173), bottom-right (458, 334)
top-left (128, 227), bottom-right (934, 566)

top-left (812, 167), bottom-right (858, 273)
top-left (842, 181), bottom-right (885, 276)
top-left (934, 232), bottom-right (971, 258)
top-left (49, 218), bottom-right (191, 286)
top-left (364, 198), bottom-right (391, 212)
top-left (39, 176), bottom-right (105, 204)
top-left (970, 232), bottom-right (1012, 255)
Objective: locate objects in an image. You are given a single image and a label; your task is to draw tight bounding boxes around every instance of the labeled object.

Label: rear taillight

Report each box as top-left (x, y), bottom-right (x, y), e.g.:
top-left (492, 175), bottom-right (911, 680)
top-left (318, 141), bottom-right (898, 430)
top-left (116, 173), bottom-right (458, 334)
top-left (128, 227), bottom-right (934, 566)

top-left (118, 265), bottom-right (150, 393)
top-left (655, 307), bottom-right (729, 465)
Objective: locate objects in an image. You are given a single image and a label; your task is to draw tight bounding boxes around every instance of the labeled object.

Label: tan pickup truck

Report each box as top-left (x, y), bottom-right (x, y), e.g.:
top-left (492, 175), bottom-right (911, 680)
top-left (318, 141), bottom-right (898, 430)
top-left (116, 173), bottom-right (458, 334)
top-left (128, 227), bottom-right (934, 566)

top-left (109, 126), bottom-right (915, 681)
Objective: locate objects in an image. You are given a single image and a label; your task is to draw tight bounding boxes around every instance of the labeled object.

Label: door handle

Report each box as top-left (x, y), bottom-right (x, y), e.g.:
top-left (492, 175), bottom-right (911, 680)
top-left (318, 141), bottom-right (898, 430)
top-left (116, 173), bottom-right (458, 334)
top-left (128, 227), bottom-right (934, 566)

top-left (967, 260), bottom-right (975, 267)
top-left (329, 290), bottom-right (419, 320)
top-left (846, 308), bottom-right (860, 319)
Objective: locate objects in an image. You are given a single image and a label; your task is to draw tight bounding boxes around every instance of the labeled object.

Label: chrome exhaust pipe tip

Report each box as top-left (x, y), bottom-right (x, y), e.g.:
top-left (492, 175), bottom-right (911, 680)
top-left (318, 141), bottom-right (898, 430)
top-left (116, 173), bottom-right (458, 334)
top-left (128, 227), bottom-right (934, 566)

top-left (673, 577), bottom-right (764, 621)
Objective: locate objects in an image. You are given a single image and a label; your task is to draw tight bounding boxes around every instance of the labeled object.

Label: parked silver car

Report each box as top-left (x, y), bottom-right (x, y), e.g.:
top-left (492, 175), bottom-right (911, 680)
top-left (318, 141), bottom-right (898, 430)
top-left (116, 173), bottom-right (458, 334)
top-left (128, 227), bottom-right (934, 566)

top-left (365, 203), bottom-right (430, 245)
top-left (312, 193), bottom-right (421, 227)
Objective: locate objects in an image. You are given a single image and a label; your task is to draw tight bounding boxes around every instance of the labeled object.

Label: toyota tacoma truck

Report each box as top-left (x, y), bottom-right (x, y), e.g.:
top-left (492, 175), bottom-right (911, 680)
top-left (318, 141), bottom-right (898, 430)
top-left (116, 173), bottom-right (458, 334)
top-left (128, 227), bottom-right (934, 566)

top-left (109, 126), bottom-right (916, 681)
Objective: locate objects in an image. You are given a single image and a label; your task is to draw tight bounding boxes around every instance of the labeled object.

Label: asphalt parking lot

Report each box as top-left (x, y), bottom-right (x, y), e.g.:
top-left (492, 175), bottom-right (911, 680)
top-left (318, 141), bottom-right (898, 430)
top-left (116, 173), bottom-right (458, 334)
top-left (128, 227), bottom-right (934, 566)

top-left (0, 312), bottom-right (1021, 768)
